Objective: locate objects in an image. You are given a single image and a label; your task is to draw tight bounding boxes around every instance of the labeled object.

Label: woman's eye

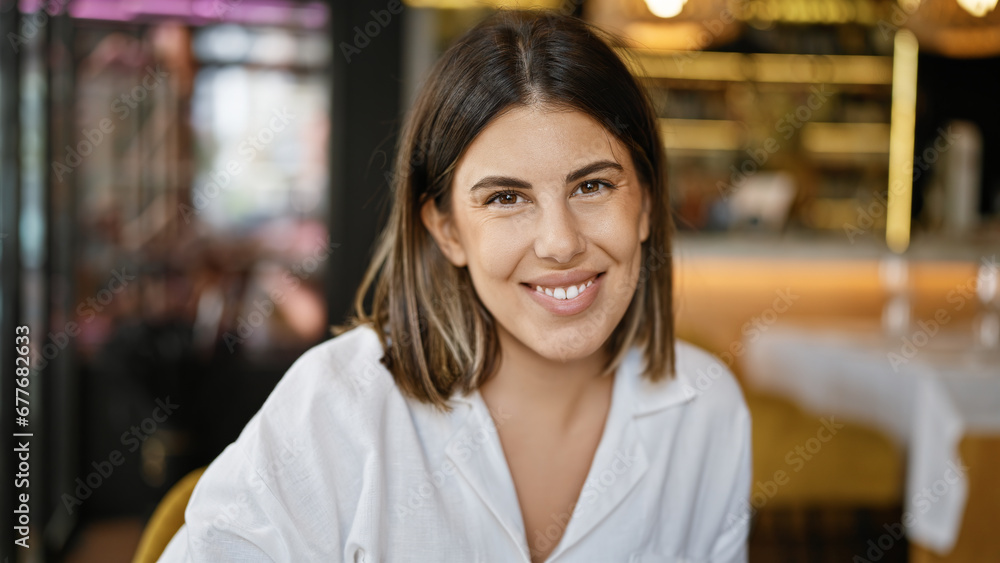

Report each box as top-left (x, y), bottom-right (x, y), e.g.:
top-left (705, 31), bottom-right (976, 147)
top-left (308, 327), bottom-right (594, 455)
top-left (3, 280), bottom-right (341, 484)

top-left (486, 191), bottom-right (525, 205)
top-left (574, 180), bottom-right (613, 196)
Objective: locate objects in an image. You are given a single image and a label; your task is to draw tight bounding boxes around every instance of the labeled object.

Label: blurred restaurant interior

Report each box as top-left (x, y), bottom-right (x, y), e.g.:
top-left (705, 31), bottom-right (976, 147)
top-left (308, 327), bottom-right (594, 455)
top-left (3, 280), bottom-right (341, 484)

top-left (0, 0), bottom-right (998, 561)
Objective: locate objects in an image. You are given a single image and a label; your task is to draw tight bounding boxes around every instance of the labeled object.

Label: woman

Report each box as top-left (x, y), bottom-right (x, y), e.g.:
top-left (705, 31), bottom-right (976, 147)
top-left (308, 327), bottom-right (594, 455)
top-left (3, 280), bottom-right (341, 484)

top-left (160, 9), bottom-right (750, 563)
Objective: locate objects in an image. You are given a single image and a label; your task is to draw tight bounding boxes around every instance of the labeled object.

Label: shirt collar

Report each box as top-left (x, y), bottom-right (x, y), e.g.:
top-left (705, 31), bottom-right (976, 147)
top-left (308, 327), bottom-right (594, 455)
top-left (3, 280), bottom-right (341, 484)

top-left (450, 345), bottom-right (700, 416)
top-left (629, 345), bottom-right (700, 416)
top-left (444, 344), bottom-right (700, 562)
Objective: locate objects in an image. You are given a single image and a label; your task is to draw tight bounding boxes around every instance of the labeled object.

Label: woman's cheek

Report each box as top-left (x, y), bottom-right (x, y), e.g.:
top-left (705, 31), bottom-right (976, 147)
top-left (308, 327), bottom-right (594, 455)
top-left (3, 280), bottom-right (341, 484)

top-left (474, 220), bottom-right (530, 275)
top-left (587, 205), bottom-right (640, 256)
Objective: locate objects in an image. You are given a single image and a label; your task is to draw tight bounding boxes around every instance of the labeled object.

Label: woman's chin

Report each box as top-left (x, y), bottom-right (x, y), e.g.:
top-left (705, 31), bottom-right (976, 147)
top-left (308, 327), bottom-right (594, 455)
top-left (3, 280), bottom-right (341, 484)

top-left (527, 333), bottom-right (608, 364)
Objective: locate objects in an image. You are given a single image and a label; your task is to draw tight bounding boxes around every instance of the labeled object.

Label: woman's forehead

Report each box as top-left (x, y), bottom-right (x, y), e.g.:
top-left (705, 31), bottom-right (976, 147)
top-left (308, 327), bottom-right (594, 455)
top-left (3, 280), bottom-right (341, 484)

top-left (453, 105), bottom-right (633, 183)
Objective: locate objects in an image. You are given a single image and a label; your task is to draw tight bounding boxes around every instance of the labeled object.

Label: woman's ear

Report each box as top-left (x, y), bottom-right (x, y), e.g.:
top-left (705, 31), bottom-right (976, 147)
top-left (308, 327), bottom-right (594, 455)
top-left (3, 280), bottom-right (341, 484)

top-left (420, 198), bottom-right (468, 267)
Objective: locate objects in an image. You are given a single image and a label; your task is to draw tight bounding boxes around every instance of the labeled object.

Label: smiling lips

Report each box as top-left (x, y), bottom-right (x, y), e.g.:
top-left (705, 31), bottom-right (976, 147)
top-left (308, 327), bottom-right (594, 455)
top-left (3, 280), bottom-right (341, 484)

top-left (521, 273), bottom-right (603, 316)
top-left (533, 276), bottom-right (596, 300)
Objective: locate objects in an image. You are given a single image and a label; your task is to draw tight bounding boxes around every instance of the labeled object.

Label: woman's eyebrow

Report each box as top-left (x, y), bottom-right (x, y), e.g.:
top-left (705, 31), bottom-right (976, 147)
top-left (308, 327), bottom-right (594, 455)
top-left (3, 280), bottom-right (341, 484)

top-left (469, 176), bottom-right (532, 192)
top-left (565, 160), bottom-right (624, 183)
top-left (469, 160), bottom-right (624, 193)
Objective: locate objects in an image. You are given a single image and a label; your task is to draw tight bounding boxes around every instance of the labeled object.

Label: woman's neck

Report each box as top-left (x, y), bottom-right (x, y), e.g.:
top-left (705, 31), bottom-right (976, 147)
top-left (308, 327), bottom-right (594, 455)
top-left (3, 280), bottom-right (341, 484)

top-left (479, 325), bottom-right (613, 432)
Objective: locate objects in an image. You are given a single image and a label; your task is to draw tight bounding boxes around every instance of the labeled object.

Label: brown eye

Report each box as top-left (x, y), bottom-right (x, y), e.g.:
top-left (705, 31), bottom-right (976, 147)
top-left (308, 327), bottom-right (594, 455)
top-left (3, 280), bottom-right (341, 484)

top-left (486, 191), bottom-right (524, 205)
top-left (574, 180), bottom-right (614, 197)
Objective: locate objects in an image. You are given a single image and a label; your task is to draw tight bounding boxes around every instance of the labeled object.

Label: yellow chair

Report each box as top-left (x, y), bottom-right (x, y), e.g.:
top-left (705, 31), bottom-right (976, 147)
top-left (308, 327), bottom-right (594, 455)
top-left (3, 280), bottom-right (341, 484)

top-left (132, 467), bottom-right (206, 563)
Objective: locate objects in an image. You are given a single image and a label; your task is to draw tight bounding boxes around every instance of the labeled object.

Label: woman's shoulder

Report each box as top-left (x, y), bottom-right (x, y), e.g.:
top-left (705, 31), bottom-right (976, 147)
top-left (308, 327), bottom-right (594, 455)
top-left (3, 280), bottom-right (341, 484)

top-left (237, 324), bottom-right (399, 450)
top-left (674, 340), bottom-right (747, 410)
top-left (172, 325), bottom-right (399, 560)
top-left (270, 323), bottom-right (397, 403)
top-left (631, 340), bottom-right (750, 485)
top-left (277, 323), bottom-right (394, 398)
top-left (634, 339), bottom-right (749, 425)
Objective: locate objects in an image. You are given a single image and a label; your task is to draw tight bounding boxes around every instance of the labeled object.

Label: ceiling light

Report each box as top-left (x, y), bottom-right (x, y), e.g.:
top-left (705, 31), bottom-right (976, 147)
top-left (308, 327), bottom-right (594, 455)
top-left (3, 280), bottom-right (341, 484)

top-left (644, 0), bottom-right (688, 18)
top-left (956, 0), bottom-right (998, 17)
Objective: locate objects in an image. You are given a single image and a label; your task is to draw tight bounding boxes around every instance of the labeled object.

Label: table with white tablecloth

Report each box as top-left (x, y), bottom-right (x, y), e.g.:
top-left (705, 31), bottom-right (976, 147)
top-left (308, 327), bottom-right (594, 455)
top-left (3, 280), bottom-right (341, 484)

top-left (741, 322), bottom-right (1000, 555)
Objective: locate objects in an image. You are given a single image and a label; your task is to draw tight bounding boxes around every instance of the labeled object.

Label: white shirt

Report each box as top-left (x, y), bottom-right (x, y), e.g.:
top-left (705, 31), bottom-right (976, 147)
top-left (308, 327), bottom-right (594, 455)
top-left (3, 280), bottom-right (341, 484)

top-left (160, 324), bottom-right (751, 563)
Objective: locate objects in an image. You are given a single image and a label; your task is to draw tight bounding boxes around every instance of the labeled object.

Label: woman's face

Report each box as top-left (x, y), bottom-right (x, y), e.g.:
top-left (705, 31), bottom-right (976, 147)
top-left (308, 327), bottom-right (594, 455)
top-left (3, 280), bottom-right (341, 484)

top-left (422, 104), bottom-right (650, 363)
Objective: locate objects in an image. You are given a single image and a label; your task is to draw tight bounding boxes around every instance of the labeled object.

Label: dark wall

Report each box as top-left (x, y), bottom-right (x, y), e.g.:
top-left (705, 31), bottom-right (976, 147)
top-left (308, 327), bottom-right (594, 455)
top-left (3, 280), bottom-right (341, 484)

top-left (327, 0), bottom-right (407, 326)
top-left (914, 54), bottom-right (1000, 217)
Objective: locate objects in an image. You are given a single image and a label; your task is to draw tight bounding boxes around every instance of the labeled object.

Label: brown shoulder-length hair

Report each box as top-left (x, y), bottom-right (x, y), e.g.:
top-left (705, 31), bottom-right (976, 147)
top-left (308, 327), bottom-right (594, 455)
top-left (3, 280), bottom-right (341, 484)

top-left (338, 9), bottom-right (674, 411)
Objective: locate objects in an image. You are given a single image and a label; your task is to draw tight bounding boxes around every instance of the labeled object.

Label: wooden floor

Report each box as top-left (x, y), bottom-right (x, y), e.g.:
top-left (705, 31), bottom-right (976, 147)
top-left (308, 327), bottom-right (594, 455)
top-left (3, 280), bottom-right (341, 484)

top-left (64, 518), bottom-right (143, 563)
top-left (750, 506), bottom-right (909, 563)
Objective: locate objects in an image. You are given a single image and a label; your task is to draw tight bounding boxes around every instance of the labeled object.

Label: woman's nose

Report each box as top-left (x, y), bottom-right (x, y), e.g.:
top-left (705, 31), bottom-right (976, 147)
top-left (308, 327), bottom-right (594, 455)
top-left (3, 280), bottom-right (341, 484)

top-left (532, 201), bottom-right (586, 264)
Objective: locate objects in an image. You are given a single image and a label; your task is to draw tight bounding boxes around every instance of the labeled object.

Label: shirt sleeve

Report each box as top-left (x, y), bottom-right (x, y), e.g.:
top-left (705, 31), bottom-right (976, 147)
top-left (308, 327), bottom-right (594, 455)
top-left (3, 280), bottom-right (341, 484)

top-left (156, 439), bottom-right (302, 563)
top-left (157, 331), bottom-right (380, 562)
top-left (710, 408), bottom-right (752, 563)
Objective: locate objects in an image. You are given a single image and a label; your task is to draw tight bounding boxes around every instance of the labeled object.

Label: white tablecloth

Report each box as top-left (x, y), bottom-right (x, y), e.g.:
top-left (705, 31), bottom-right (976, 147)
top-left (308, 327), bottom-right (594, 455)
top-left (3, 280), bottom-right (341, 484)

top-left (742, 323), bottom-right (1000, 554)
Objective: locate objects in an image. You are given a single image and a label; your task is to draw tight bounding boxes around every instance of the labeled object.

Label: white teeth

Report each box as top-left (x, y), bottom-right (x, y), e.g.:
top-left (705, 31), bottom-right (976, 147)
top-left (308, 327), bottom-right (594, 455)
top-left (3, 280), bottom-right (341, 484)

top-left (533, 276), bottom-right (597, 300)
